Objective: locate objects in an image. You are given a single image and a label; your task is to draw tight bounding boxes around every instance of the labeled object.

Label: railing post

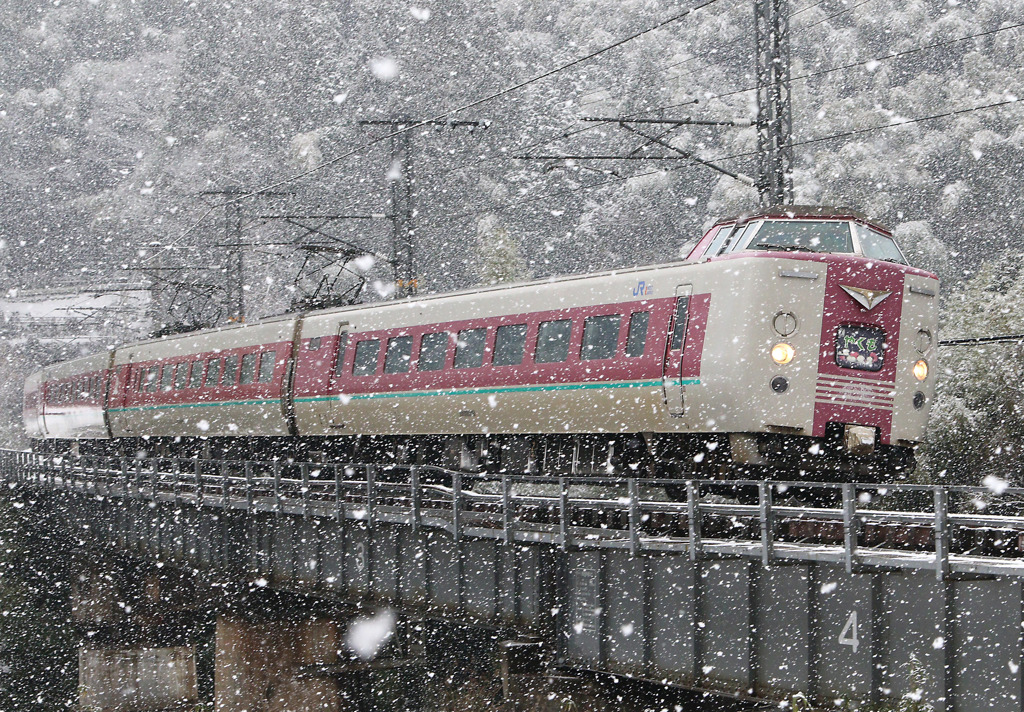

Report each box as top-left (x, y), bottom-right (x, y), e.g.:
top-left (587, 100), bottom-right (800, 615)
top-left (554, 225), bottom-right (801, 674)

top-left (120, 457), bottom-right (129, 498)
top-left (759, 481), bottom-right (774, 567)
top-left (934, 487), bottom-right (950, 581)
top-left (501, 472), bottom-right (512, 545)
top-left (686, 480), bottom-right (702, 561)
top-left (245, 462), bottom-right (255, 511)
top-left (151, 460), bottom-right (158, 500)
top-left (451, 470), bottom-right (462, 542)
top-left (173, 459), bottom-right (182, 507)
top-left (273, 461), bottom-right (282, 513)
top-left (366, 465), bottom-right (376, 528)
top-left (628, 477), bottom-right (641, 558)
top-left (334, 465), bottom-right (343, 522)
top-left (558, 476), bottom-right (569, 552)
top-left (410, 466), bottom-right (421, 534)
top-left (195, 460), bottom-right (204, 507)
top-left (842, 483), bottom-right (859, 574)
top-left (300, 463), bottom-right (310, 517)
top-left (220, 461), bottom-right (229, 505)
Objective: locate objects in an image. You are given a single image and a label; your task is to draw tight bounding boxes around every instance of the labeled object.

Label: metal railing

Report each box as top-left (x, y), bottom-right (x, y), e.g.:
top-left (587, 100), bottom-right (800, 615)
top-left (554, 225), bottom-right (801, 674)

top-left (3, 448), bottom-right (1024, 579)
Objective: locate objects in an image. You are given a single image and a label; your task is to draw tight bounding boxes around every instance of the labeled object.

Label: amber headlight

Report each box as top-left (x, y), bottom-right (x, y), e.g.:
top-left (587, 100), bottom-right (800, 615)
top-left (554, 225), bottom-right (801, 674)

top-left (913, 359), bottom-right (928, 381)
top-left (771, 342), bottom-right (795, 365)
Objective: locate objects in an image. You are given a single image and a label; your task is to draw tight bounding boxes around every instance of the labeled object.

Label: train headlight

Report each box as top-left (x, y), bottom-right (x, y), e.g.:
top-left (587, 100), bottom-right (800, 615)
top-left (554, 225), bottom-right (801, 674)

top-left (771, 342), bottom-right (795, 365)
top-left (913, 359), bottom-right (928, 381)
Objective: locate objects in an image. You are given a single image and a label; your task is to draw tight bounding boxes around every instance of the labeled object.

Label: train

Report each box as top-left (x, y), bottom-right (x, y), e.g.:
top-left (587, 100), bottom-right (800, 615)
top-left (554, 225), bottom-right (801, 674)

top-left (24, 206), bottom-right (939, 483)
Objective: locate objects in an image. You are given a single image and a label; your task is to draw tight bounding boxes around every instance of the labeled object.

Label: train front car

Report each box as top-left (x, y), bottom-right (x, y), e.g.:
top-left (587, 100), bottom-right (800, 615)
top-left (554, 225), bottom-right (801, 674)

top-left (677, 207), bottom-right (938, 480)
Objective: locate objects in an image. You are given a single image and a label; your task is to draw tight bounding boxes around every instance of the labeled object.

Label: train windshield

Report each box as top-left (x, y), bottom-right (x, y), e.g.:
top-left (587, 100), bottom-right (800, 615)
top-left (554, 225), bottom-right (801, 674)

top-left (738, 220), bottom-right (853, 254)
top-left (732, 219), bottom-right (908, 264)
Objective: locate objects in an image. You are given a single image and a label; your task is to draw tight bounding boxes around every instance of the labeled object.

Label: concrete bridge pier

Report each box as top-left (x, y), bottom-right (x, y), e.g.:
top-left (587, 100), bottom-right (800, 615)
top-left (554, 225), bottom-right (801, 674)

top-left (72, 560), bottom-right (200, 711)
top-left (215, 614), bottom-right (349, 712)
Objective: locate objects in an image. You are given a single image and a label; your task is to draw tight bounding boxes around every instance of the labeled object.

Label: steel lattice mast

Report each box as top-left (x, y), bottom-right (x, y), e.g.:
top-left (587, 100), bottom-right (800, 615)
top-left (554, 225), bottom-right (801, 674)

top-left (754, 0), bottom-right (794, 206)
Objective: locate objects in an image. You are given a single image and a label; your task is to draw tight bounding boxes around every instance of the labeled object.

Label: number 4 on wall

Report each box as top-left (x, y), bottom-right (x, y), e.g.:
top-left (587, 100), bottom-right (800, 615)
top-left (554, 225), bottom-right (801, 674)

top-left (839, 610), bottom-right (859, 653)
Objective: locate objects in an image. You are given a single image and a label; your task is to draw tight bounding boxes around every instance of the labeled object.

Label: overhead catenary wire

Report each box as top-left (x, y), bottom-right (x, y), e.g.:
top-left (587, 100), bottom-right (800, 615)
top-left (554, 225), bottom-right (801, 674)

top-left (665, 19), bottom-right (1024, 109)
top-left (429, 94), bottom-right (1020, 227)
top-left (145, 0), bottom-right (729, 263)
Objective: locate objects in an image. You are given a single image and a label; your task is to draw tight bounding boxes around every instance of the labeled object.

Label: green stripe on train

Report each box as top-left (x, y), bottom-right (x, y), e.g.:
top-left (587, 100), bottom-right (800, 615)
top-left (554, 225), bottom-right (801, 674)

top-left (109, 378), bottom-right (700, 413)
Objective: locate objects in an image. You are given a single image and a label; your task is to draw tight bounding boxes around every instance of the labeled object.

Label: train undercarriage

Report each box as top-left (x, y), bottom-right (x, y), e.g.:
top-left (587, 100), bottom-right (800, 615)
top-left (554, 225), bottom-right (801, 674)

top-left (39, 425), bottom-right (915, 493)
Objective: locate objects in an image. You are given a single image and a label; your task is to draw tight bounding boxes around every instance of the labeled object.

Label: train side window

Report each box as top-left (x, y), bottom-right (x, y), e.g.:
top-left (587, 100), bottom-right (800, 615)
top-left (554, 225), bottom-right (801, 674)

top-left (258, 351), bottom-right (276, 383)
top-left (670, 297), bottom-right (690, 350)
top-left (626, 312), bottom-right (650, 357)
top-left (536, 319), bottom-right (573, 363)
top-left (581, 315), bottom-right (621, 360)
top-left (308, 337), bottom-right (322, 351)
top-left (145, 367), bottom-right (158, 392)
top-left (189, 360), bottom-right (205, 388)
top-left (418, 332), bottom-right (449, 372)
top-left (205, 359), bottom-right (221, 387)
top-left (221, 355), bottom-right (239, 387)
top-left (160, 365), bottom-right (174, 392)
top-left (174, 363), bottom-right (189, 390)
top-left (454, 328), bottom-right (487, 369)
top-left (333, 333), bottom-right (349, 376)
top-left (239, 353), bottom-right (259, 385)
top-left (384, 336), bottom-right (413, 374)
top-left (353, 339), bottom-right (381, 376)
top-left (493, 324), bottom-right (528, 366)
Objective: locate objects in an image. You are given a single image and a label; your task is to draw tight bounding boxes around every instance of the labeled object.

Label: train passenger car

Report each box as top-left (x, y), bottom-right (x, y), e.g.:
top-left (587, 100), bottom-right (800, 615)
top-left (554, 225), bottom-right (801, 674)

top-left (105, 315), bottom-right (297, 446)
top-left (25, 206), bottom-right (939, 481)
top-left (287, 208), bottom-right (938, 478)
top-left (27, 351), bottom-right (113, 448)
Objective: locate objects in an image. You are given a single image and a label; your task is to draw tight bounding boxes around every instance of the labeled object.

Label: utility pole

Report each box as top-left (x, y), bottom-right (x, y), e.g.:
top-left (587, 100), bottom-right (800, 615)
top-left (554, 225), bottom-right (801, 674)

top-left (358, 119), bottom-right (485, 298)
top-left (199, 188), bottom-right (288, 323)
top-left (754, 0), bottom-right (794, 206)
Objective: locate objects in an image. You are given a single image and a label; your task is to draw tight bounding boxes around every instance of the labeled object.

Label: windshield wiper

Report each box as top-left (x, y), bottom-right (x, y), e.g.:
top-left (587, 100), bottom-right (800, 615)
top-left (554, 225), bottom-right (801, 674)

top-left (754, 242), bottom-right (817, 253)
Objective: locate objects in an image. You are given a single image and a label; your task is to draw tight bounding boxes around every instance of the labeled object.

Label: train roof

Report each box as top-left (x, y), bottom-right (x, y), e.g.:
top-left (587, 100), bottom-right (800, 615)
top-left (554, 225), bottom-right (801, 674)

top-left (55, 206), bottom-right (899, 356)
top-left (715, 205), bottom-right (892, 235)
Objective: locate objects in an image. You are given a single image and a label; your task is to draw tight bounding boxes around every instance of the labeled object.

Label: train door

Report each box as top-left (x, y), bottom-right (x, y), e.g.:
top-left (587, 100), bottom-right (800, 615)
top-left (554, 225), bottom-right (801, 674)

top-left (322, 321), bottom-right (350, 430)
top-left (662, 285), bottom-right (691, 417)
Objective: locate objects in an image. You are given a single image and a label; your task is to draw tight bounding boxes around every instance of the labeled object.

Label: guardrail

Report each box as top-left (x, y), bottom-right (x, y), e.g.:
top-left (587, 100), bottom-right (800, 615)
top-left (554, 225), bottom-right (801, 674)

top-left (3, 448), bottom-right (1024, 579)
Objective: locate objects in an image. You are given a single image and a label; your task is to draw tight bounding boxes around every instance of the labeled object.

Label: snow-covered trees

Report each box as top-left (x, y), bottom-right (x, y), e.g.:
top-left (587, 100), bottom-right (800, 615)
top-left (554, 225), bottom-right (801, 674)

top-left (924, 252), bottom-right (1024, 484)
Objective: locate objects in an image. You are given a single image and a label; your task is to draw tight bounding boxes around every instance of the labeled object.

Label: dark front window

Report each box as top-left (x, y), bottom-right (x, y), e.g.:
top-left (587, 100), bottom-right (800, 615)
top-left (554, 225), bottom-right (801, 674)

top-left (835, 325), bottom-right (886, 372)
top-left (745, 220), bottom-right (853, 254)
top-left (536, 319), bottom-right (573, 363)
top-left (147, 366), bottom-right (160, 392)
top-left (189, 361), bottom-right (204, 388)
top-left (494, 324), bottom-right (528, 366)
top-left (353, 339), bottom-right (381, 376)
top-left (160, 365), bottom-right (174, 391)
top-left (239, 353), bottom-right (258, 385)
top-left (454, 328), bottom-right (487, 369)
top-left (222, 355), bottom-right (239, 387)
top-left (205, 359), bottom-right (221, 387)
top-left (418, 332), bottom-right (448, 371)
top-left (626, 312), bottom-right (650, 357)
top-left (581, 315), bottom-right (621, 360)
top-left (384, 336), bottom-right (414, 374)
top-left (258, 351), bottom-right (276, 383)
top-left (174, 363), bottom-right (189, 390)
